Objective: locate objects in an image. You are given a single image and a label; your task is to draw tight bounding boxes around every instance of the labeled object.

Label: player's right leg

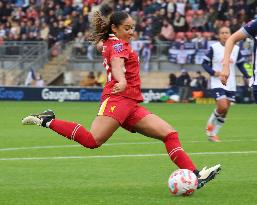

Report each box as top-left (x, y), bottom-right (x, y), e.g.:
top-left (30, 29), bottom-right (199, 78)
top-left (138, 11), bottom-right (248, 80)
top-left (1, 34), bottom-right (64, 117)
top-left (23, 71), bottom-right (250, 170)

top-left (22, 109), bottom-right (120, 148)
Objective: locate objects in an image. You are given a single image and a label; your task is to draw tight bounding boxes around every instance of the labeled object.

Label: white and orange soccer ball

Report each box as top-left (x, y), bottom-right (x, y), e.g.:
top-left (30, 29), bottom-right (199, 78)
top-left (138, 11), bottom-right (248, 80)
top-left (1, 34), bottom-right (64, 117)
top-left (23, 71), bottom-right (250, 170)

top-left (168, 169), bottom-right (198, 196)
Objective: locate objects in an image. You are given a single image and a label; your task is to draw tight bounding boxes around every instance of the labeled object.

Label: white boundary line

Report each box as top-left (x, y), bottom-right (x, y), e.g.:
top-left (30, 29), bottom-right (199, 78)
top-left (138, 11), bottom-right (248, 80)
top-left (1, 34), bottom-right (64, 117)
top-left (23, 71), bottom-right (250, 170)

top-left (1, 139), bottom-right (257, 152)
top-left (0, 151), bottom-right (257, 161)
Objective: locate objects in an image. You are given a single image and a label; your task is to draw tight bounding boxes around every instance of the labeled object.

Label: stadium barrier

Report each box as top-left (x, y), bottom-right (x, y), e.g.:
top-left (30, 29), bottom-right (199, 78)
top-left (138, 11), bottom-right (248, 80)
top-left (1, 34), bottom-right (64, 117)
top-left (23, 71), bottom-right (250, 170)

top-left (0, 86), bottom-right (167, 103)
top-left (0, 86), bottom-right (253, 103)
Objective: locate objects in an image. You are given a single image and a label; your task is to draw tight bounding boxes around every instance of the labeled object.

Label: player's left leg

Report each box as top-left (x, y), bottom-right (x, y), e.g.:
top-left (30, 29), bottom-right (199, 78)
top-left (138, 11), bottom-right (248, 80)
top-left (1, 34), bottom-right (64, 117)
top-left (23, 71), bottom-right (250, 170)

top-left (133, 113), bottom-right (196, 171)
top-left (210, 98), bottom-right (231, 139)
top-left (132, 113), bottom-right (221, 189)
top-left (206, 88), bottom-right (232, 142)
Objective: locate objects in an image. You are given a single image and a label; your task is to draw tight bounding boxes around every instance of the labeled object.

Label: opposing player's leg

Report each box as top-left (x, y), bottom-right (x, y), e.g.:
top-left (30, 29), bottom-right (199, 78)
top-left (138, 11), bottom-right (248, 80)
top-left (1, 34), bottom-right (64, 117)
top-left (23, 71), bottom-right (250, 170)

top-left (22, 109), bottom-right (120, 148)
top-left (206, 89), bottom-right (232, 142)
top-left (132, 113), bottom-right (221, 189)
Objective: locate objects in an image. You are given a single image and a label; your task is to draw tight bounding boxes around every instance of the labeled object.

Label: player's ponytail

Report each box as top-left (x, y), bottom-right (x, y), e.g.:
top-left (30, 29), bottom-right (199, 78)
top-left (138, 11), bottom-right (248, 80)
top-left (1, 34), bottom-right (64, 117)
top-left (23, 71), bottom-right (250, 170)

top-left (89, 11), bottom-right (109, 43)
top-left (89, 11), bottom-right (129, 44)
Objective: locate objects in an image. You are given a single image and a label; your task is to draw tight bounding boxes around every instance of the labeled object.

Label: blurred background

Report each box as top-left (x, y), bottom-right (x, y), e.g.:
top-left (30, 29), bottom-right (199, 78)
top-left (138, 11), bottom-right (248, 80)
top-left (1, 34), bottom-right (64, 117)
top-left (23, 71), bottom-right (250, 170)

top-left (0, 0), bottom-right (256, 103)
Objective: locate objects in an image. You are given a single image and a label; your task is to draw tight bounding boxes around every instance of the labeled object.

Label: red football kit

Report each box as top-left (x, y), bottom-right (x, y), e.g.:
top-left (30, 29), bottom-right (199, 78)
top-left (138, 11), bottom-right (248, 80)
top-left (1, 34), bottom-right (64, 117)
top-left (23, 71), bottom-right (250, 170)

top-left (47, 33), bottom-right (197, 171)
top-left (101, 34), bottom-right (143, 101)
top-left (98, 34), bottom-right (150, 131)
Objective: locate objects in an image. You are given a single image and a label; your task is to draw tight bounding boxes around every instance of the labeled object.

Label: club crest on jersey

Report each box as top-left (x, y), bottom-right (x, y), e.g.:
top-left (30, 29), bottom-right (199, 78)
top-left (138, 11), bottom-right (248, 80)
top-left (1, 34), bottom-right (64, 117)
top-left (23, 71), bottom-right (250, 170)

top-left (113, 43), bottom-right (123, 53)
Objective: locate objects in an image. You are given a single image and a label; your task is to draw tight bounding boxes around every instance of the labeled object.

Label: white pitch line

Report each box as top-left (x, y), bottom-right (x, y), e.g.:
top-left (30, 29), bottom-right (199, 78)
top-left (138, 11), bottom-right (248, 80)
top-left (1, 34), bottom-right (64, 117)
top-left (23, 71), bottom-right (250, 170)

top-left (0, 151), bottom-right (257, 161)
top-left (0, 139), bottom-right (257, 152)
top-left (0, 142), bottom-right (160, 151)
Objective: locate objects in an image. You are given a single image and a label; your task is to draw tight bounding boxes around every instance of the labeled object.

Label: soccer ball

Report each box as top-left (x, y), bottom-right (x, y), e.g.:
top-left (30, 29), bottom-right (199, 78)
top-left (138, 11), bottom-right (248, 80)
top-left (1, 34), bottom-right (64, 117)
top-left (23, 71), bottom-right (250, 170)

top-left (168, 169), bottom-right (198, 196)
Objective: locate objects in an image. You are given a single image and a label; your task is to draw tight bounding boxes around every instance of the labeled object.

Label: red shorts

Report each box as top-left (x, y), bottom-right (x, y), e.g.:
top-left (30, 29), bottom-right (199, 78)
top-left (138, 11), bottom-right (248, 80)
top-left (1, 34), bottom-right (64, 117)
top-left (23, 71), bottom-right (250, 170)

top-left (97, 95), bottom-right (151, 132)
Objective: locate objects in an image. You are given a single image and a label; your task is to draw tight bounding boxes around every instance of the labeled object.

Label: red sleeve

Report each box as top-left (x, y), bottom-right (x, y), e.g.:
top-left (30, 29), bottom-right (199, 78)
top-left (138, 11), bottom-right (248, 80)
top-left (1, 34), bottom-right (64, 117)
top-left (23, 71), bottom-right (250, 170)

top-left (109, 40), bottom-right (129, 61)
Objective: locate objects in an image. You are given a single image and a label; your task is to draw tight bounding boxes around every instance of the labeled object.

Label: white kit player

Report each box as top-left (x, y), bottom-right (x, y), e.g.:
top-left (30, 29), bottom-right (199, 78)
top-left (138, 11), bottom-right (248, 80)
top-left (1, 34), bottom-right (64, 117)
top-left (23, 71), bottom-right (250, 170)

top-left (221, 18), bottom-right (257, 104)
top-left (202, 26), bottom-right (250, 142)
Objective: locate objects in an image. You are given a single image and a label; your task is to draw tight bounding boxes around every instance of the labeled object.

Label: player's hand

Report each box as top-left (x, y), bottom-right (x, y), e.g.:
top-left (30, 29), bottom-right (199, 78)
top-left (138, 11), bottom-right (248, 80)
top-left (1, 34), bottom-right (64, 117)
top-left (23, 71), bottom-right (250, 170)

top-left (219, 69), bottom-right (230, 85)
top-left (112, 80), bottom-right (127, 94)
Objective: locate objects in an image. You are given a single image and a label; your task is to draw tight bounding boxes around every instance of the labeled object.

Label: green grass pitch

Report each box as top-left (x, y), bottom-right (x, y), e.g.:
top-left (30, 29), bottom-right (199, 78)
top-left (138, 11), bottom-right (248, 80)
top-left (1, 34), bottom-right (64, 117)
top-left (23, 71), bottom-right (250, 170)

top-left (0, 102), bottom-right (257, 205)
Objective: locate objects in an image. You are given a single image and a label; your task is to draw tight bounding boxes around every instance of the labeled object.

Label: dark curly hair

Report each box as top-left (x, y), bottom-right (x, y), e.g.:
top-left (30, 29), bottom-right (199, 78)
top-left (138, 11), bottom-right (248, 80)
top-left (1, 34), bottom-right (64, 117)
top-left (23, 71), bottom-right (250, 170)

top-left (89, 11), bottom-right (130, 43)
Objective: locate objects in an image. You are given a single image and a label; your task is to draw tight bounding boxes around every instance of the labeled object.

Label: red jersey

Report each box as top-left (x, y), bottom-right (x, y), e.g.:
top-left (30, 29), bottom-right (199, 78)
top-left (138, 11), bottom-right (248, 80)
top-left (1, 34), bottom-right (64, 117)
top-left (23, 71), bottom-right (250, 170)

top-left (101, 34), bottom-right (143, 102)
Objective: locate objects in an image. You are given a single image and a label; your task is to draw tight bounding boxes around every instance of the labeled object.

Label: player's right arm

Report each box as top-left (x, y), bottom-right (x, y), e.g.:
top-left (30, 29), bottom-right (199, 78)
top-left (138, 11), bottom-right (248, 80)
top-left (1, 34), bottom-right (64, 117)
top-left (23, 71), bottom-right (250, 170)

top-left (201, 47), bottom-right (220, 77)
top-left (220, 30), bottom-right (246, 85)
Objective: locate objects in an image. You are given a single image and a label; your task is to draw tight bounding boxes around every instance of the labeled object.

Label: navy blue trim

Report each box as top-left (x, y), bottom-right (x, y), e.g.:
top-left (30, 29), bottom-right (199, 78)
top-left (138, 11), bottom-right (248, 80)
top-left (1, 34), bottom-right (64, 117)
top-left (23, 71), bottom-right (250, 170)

top-left (202, 60), bottom-right (215, 75)
top-left (236, 62), bottom-right (250, 78)
top-left (253, 39), bottom-right (257, 81)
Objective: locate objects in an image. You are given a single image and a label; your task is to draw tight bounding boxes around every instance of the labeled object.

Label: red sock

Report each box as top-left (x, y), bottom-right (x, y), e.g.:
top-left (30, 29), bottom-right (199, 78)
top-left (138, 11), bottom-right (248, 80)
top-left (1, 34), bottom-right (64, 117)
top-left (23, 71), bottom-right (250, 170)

top-left (49, 119), bottom-right (99, 149)
top-left (163, 132), bottom-right (196, 171)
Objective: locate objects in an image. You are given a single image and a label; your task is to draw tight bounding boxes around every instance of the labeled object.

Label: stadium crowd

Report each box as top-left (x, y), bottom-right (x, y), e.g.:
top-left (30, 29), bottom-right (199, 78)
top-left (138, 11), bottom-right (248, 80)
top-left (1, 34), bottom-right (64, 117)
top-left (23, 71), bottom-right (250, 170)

top-left (0, 0), bottom-right (257, 48)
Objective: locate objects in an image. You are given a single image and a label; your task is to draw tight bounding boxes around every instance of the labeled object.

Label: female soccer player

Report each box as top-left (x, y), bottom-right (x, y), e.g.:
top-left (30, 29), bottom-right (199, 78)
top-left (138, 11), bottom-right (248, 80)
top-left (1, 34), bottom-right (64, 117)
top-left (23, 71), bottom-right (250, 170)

top-left (22, 11), bottom-right (220, 189)
top-left (202, 26), bottom-right (249, 142)
top-left (220, 19), bottom-right (257, 103)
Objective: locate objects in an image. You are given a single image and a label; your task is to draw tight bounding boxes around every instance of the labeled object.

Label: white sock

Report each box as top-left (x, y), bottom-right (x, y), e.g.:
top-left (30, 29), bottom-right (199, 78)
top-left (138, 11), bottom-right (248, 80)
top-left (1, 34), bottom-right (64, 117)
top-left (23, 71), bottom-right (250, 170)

top-left (207, 109), bottom-right (220, 125)
top-left (211, 116), bottom-right (225, 136)
top-left (207, 110), bottom-right (216, 125)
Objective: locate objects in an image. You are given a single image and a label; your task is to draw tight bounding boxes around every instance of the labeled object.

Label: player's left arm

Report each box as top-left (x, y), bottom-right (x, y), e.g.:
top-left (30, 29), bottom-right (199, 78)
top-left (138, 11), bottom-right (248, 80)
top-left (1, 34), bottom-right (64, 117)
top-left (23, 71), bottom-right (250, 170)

top-left (236, 51), bottom-right (250, 79)
top-left (111, 57), bottom-right (127, 94)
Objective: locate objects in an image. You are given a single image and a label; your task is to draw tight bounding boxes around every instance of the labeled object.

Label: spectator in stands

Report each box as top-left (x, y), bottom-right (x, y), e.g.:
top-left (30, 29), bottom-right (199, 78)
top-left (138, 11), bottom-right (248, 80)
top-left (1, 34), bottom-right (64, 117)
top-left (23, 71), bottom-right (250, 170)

top-left (0, 0), bottom-right (254, 63)
top-left (176, 69), bottom-right (191, 102)
top-left (192, 32), bottom-right (206, 50)
top-left (74, 32), bottom-right (85, 56)
top-left (158, 18), bottom-right (175, 41)
top-left (176, 0), bottom-right (186, 16)
top-left (237, 8), bottom-right (247, 25)
top-left (190, 71), bottom-right (207, 90)
top-left (48, 21), bottom-right (59, 47)
top-left (142, 17), bottom-right (154, 39)
top-left (33, 73), bottom-right (45, 87)
top-left (205, 7), bottom-right (217, 32)
top-left (142, 42), bottom-right (152, 72)
top-left (95, 71), bottom-right (106, 87)
top-left (167, 0), bottom-right (177, 19)
top-left (0, 24), bottom-right (6, 38)
top-left (24, 68), bottom-right (36, 86)
top-left (40, 22), bottom-right (49, 40)
top-left (230, 18), bottom-right (241, 34)
top-left (176, 44), bottom-right (188, 65)
top-left (168, 72), bottom-right (177, 88)
top-left (214, 0), bottom-right (228, 21)
top-left (173, 12), bottom-right (186, 32)
top-left (191, 10), bottom-right (207, 32)
top-left (79, 71), bottom-right (96, 87)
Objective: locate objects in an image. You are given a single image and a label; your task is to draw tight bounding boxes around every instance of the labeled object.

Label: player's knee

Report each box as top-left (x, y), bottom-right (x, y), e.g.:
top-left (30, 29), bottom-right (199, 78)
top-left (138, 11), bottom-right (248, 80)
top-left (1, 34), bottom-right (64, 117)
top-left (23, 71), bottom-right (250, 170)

top-left (79, 133), bottom-right (102, 149)
top-left (163, 131), bottom-right (179, 142)
top-left (87, 138), bottom-right (102, 149)
top-left (87, 143), bottom-right (101, 149)
top-left (217, 106), bottom-right (228, 114)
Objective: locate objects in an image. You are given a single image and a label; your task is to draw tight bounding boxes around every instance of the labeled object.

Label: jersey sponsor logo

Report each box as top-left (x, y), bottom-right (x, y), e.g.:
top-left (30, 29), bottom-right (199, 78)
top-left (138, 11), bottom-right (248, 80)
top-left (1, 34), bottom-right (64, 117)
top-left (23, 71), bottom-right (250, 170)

top-left (113, 43), bottom-right (123, 53)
